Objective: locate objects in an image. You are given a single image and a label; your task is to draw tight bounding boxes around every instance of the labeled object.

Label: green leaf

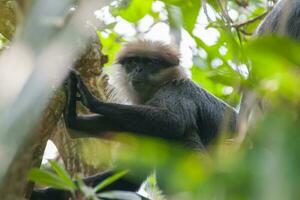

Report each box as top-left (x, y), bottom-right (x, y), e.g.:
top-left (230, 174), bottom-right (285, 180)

top-left (98, 32), bottom-right (123, 66)
top-left (207, 67), bottom-right (241, 86)
top-left (94, 170), bottom-right (129, 192)
top-left (246, 36), bottom-right (300, 66)
top-left (163, 0), bottom-right (201, 33)
top-left (244, 36), bottom-right (300, 99)
top-left (180, 0), bottom-right (201, 33)
top-left (206, 0), bottom-right (220, 11)
top-left (49, 161), bottom-right (76, 190)
top-left (76, 179), bottom-right (98, 200)
top-left (112, 0), bottom-right (153, 22)
top-left (0, 33), bottom-right (9, 47)
top-left (27, 168), bottom-right (75, 191)
top-left (166, 5), bottom-right (183, 30)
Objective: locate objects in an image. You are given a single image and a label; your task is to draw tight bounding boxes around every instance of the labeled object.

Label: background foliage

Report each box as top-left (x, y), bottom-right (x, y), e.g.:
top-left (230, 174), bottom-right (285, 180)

top-left (87, 0), bottom-right (300, 199)
top-left (2, 0), bottom-right (300, 200)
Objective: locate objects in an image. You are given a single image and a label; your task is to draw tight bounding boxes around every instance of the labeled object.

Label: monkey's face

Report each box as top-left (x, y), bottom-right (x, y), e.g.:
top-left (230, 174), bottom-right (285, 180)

top-left (115, 41), bottom-right (184, 102)
top-left (122, 56), bottom-right (166, 93)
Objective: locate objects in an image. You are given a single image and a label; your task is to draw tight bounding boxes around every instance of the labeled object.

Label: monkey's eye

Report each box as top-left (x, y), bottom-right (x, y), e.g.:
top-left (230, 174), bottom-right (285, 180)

top-left (146, 58), bottom-right (158, 65)
top-left (142, 58), bottom-right (159, 69)
top-left (151, 58), bottom-right (159, 65)
top-left (123, 57), bottom-right (140, 66)
top-left (124, 64), bottom-right (135, 72)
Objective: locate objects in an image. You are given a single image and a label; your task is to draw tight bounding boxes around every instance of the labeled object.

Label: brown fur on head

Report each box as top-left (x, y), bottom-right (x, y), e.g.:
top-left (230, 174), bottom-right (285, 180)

top-left (116, 40), bottom-right (180, 67)
top-left (110, 40), bottom-right (187, 104)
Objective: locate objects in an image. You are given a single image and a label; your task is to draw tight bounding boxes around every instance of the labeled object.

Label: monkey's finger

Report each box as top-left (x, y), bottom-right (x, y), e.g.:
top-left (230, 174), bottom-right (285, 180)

top-left (62, 68), bottom-right (78, 87)
top-left (70, 69), bottom-right (81, 79)
top-left (76, 95), bottom-right (82, 101)
top-left (75, 83), bottom-right (88, 105)
top-left (69, 68), bottom-right (80, 75)
top-left (63, 76), bottom-right (76, 93)
top-left (75, 76), bottom-right (88, 94)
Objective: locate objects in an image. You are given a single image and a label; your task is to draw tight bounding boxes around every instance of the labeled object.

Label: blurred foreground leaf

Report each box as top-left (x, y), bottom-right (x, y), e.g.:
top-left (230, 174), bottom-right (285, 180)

top-left (49, 160), bottom-right (76, 190)
top-left (163, 0), bottom-right (201, 33)
top-left (111, 0), bottom-right (153, 22)
top-left (94, 170), bottom-right (129, 192)
top-left (28, 168), bottom-right (76, 191)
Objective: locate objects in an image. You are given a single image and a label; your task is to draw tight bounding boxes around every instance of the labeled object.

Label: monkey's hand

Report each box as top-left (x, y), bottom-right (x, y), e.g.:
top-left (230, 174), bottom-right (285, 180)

top-left (71, 70), bottom-right (100, 110)
top-left (64, 69), bottom-right (85, 102)
top-left (63, 69), bottom-right (79, 128)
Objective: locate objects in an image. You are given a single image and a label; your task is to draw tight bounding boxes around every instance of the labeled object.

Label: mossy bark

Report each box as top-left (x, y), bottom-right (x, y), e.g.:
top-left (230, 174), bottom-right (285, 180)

top-left (51, 36), bottom-right (117, 177)
top-left (0, 1), bottom-right (115, 199)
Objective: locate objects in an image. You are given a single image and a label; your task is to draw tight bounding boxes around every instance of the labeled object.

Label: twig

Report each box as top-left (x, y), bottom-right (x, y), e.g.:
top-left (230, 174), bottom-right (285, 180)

top-left (202, 0), bottom-right (212, 22)
top-left (232, 11), bottom-right (269, 28)
top-left (237, 28), bottom-right (253, 36)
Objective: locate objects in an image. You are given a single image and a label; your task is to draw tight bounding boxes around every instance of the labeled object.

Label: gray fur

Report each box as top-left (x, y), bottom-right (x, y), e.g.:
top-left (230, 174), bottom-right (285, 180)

top-left (31, 40), bottom-right (239, 200)
top-left (146, 79), bottom-right (237, 146)
top-left (257, 0), bottom-right (300, 39)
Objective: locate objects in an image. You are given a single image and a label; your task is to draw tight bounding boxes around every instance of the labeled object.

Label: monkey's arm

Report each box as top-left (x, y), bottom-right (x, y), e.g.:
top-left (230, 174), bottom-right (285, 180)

top-left (69, 72), bottom-right (185, 140)
top-left (64, 73), bottom-right (124, 137)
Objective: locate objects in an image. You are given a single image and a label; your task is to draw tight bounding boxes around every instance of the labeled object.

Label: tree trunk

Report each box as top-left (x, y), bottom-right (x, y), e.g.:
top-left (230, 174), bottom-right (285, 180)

top-left (0, 0), bottom-right (18, 40)
top-left (51, 36), bottom-right (118, 177)
top-left (0, 1), bottom-right (115, 199)
top-left (0, 90), bottom-right (66, 200)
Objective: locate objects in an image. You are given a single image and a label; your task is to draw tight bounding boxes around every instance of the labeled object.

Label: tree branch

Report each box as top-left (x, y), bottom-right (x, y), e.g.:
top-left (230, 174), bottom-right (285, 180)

top-left (232, 11), bottom-right (269, 28)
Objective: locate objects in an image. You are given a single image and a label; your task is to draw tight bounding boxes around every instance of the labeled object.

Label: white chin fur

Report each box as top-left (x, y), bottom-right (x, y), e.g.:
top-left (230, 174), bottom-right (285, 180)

top-left (108, 64), bottom-right (140, 104)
